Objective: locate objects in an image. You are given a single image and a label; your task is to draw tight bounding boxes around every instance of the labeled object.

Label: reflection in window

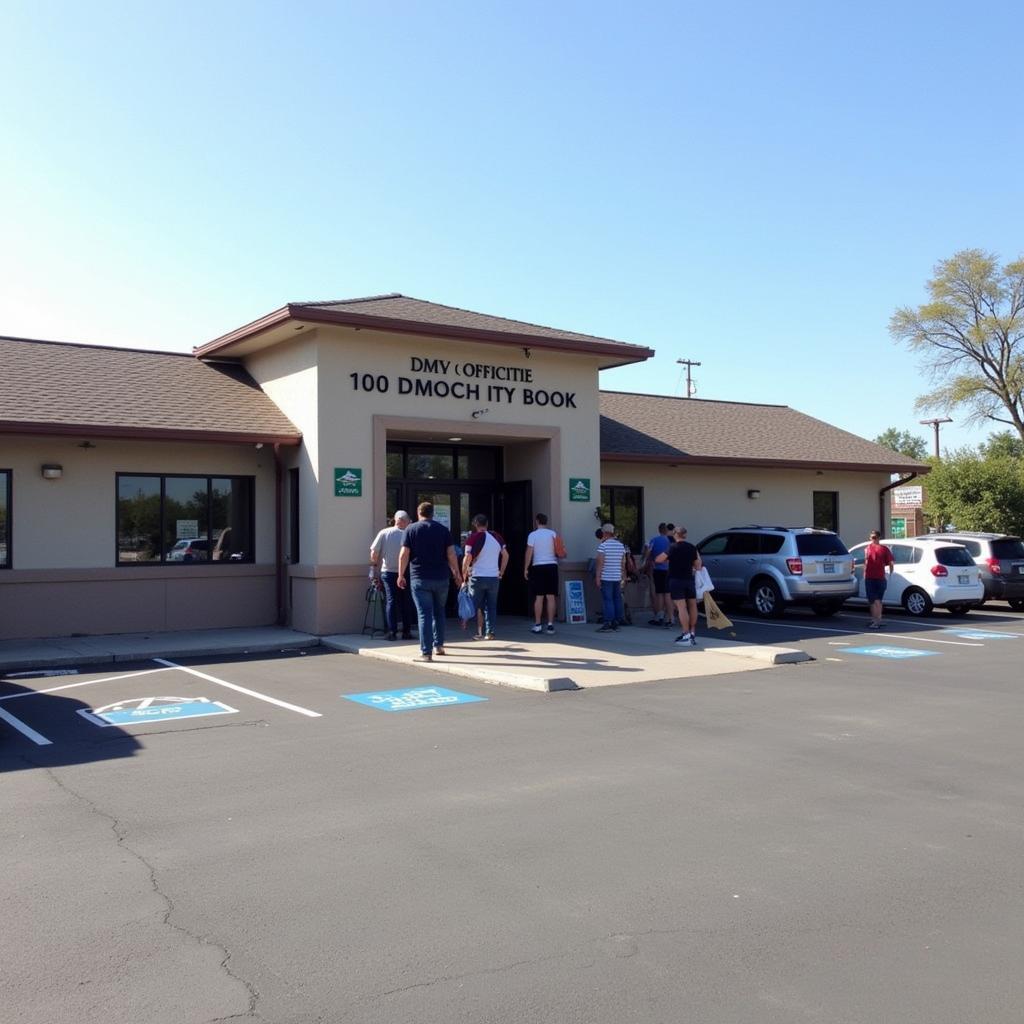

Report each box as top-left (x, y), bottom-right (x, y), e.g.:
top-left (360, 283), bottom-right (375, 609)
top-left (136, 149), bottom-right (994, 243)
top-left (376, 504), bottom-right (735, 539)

top-left (406, 449), bottom-right (454, 480)
top-left (116, 474), bottom-right (254, 565)
top-left (0, 469), bottom-right (10, 569)
top-left (600, 486), bottom-right (643, 554)
top-left (813, 491), bottom-right (839, 532)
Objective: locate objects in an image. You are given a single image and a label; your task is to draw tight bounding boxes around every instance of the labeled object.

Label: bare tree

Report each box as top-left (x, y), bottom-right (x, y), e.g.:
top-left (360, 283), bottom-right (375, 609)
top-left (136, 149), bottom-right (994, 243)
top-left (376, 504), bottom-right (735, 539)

top-left (890, 249), bottom-right (1024, 441)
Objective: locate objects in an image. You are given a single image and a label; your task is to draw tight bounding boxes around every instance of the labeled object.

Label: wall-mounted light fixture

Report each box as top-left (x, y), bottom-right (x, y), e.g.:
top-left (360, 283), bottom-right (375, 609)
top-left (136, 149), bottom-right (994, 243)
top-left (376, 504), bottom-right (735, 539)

top-left (747, 488), bottom-right (761, 500)
top-left (41, 464), bottom-right (63, 480)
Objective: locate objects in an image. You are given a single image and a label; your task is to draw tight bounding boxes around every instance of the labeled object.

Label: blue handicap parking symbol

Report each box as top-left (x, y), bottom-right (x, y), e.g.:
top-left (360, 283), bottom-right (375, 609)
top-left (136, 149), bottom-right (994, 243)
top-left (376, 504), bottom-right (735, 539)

top-left (943, 629), bottom-right (1020, 640)
top-left (344, 686), bottom-right (487, 712)
top-left (845, 646), bottom-right (938, 660)
top-left (78, 696), bottom-right (238, 727)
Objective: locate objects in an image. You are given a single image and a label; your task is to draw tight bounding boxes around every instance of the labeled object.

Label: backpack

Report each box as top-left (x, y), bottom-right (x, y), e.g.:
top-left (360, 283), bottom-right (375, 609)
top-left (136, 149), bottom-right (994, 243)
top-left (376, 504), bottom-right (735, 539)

top-left (553, 533), bottom-right (567, 559)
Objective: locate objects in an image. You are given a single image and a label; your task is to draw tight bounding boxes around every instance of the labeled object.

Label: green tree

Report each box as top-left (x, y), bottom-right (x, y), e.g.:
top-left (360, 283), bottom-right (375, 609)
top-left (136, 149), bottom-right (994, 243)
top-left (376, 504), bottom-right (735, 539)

top-left (923, 448), bottom-right (1024, 535)
top-left (979, 430), bottom-right (1024, 460)
top-left (873, 427), bottom-right (928, 460)
top-left (890, 249), bottom-right (1024, 441)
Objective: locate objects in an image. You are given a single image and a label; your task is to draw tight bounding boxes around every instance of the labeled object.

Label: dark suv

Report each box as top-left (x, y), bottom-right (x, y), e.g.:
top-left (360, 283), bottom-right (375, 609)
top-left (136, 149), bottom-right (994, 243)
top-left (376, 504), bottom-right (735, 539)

top-left (917, 533), bottom-right (1024, 610)
top-left (696, 526), bottom-right (856, 617)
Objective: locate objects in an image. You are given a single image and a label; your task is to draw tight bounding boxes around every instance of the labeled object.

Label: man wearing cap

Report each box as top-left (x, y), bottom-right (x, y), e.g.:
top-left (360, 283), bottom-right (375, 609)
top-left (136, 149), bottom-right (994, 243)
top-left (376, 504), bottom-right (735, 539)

top-left (370, 510), bottom-right (415, 641)
top-left (594, 523), bottom-right (627, 632)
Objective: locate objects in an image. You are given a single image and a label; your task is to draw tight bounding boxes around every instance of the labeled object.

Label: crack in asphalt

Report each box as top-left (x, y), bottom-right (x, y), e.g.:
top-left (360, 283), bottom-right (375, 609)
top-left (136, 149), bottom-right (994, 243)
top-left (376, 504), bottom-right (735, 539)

top-left (40, 766), bottom-right (263, 1023)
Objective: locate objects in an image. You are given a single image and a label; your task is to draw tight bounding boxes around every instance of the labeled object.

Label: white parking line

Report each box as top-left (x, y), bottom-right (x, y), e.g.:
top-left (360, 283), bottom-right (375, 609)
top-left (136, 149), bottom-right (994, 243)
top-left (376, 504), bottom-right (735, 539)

top-left (0, 667), bottom-right (174, 703)
top-left (723, 616), bottom-right (984, 647)
top-left (154, 659), bottom-right (323, 718)
top-left (0, 705), bottom-right (53, 745)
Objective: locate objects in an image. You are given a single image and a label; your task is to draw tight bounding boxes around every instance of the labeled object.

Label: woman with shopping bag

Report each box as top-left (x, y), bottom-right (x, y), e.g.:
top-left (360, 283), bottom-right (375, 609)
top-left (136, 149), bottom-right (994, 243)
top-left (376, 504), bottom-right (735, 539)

top-left (655, 525), bottom-right (702, 647)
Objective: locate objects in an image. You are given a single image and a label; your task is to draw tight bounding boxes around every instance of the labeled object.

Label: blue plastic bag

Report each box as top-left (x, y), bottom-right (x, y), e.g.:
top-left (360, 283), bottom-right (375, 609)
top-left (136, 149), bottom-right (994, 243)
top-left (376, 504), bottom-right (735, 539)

top-left (458, 585), bottom-right (476, 625)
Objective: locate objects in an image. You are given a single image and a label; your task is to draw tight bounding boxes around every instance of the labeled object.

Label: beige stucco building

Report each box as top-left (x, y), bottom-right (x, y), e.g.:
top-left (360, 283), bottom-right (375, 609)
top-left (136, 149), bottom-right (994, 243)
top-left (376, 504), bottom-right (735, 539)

top-left (0, 295), bottom-right (925, 641)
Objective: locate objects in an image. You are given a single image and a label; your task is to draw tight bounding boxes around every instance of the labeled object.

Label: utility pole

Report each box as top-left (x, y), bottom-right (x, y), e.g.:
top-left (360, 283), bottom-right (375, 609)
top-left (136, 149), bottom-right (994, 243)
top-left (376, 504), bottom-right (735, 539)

top-left (676, 359), bottom-right (701, 398)
top-left (919, 417), bottom-right (953, 458)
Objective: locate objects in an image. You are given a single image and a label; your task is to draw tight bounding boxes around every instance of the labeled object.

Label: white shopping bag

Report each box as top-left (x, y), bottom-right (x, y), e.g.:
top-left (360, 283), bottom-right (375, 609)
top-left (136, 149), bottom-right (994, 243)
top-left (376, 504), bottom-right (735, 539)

top-left (695, 567), bottom-right (714, 600)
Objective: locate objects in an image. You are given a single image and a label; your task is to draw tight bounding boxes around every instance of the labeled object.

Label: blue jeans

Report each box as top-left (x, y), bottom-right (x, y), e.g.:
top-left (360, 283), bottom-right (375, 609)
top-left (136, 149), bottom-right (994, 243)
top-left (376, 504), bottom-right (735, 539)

top-left (411, 576), bottom-right (450, 653)
top-left (381, 571), bottom-right (415, 635)
top-left (469, 575), bottom-right (500, 636)
top-left (600, 580), bottom-right (624, 625)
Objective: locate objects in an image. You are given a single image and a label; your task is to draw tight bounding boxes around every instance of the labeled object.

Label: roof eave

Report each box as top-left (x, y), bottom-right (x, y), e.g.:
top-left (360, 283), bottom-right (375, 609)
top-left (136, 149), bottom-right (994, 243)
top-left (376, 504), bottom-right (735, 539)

top-left (196, 304), bottom-right (654, 365)
top-left (600, 452), bottom-right (931, 474)
top-left (0, 421), bottom-right (302, 447)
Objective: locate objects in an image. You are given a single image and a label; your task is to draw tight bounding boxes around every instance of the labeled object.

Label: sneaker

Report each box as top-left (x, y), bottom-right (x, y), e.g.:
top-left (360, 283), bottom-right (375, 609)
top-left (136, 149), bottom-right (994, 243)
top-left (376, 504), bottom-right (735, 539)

top-left (867, 621), bottom-right (880, 630)
top-left (648, 618), bottom-right (664, 626)
top-left (545, 623), bottom-right (555, 634)
top-left (596, 624), bottom-right (614, 632)
top-left (531, 624), bottom-right (543, 634)
top-left (611, 624), bottom-right (619, 631)
top-left (416, 653), bottom-right (433, 662)
top-left (485, 633), bottom-right (495, 640)
top-left (434, 647), bottom-right (447, 656)
top-left (674, 633), bottom-right (692, 645)
top-left (689, 635), bottom-right (698, 647)
top-left (386, 631), bottom-right (397, 641)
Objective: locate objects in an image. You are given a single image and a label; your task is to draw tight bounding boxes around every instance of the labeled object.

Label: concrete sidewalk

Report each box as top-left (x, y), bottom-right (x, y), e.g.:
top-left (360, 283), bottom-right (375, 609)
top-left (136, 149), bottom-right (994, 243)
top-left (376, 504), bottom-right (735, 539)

top-left (0, 619), bottom-right (810, 689)
top-left (324, 618), bottom-right (810, 692)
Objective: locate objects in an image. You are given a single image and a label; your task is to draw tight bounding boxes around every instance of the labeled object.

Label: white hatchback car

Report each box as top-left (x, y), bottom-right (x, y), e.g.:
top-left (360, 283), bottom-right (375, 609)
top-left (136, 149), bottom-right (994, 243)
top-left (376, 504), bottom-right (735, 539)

top-left (848, 538), bottom-right (984, 617)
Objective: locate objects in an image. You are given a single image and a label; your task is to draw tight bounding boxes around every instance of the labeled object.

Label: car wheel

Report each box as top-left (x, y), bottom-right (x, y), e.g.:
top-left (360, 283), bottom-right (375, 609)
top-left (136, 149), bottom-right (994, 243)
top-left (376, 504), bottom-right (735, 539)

top-left (812, 600), bottom-right (843, 618)
top-left (946, 603), bottom-right (971, 616)
top-left (750, 578), bottom-right (784, 618)
top-left (902, 588), bottom-right (934, 617)
top-left (1008, 598), bottom-right (1024, 612)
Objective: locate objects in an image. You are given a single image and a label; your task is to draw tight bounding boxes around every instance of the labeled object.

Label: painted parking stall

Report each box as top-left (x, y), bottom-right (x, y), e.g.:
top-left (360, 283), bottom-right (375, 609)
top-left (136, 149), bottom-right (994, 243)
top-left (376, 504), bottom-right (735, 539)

top-left (78, 696), bottom-right (239, 727)
top-left (345, 686), bottom-right (488, 712)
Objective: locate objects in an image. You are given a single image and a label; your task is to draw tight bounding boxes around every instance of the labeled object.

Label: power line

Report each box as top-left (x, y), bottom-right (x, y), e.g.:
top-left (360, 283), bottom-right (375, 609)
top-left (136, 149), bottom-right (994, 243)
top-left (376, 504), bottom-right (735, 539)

top-left (676, 359), bottom-right (701, 398)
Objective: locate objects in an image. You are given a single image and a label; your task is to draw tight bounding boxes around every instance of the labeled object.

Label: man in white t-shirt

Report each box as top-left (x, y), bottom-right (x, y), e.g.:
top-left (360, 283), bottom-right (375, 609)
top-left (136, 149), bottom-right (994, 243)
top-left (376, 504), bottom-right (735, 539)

top-left (461, 513), bottom-right (509, 640)
top-left (594, 523), bottom-right (627, 633)
top-left (523, 512), bottom-right (559, 634)
top-left (369, 510), bottom-right (414, 640)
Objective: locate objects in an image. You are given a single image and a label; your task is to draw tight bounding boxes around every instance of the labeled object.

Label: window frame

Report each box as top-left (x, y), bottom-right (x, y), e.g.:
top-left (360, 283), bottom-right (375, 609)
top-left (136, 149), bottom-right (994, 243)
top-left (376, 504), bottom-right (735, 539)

top-left (115, 472), bottom-right (256, 567)
top-left (0, 468), bottom-right (11, 570)
top-left (599, 485), bottom-right (644, 554)
top-left (812, 490), bottom-right (839, 533)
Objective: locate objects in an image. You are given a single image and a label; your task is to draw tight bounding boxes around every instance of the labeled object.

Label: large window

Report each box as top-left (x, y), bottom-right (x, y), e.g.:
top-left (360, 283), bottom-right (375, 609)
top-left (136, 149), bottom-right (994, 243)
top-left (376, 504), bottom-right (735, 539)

top-left (0, 469), bottom-right (10, 569)
top-left (600, 486), bottom-right (643, 554)
top-left (813, 491), bottom-right (839, 532)
top-left (117, 474), bottom-right (254, 565)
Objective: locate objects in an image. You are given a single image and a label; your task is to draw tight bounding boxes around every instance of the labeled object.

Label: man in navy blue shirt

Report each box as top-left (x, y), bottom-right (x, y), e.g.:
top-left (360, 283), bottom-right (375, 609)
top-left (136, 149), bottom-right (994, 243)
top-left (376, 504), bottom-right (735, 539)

top-left (398, 501), bottom-right (463, 661)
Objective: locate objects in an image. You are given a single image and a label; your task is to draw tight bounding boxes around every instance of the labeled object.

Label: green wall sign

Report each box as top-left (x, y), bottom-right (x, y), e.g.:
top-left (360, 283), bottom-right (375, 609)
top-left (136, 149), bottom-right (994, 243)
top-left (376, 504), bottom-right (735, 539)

top-left (335, 467), bottom-right (363, 497)
top-left (569, 477), bottom-right (591, 502)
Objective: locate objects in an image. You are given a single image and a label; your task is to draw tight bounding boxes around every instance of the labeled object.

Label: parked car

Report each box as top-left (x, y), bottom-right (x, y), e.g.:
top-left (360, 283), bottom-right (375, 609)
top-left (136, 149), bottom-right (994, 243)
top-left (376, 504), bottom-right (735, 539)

top-left (914, 532), bottom-right (1024, 611)
top-left (696, 526), bottom-right (856, 617)
top-left (167, 538), bottom-right (209, 562)
top-left (848, 538), bottom-right (983, 616)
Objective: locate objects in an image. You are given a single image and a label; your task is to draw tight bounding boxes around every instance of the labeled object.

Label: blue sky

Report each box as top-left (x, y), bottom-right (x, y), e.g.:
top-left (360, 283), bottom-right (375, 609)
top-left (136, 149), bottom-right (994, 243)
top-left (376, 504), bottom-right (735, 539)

top-left (2, 0), bottom-right (1022, 453)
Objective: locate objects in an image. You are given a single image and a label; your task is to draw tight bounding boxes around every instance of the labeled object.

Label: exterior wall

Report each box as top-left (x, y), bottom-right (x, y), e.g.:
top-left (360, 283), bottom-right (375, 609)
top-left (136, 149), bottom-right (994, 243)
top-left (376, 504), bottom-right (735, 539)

top-left (275, 325), bottom-right (604, 633)
top-left (600, 462), bottom-right (891, 549)
top-left (0, 435), bottom-right (278, 639)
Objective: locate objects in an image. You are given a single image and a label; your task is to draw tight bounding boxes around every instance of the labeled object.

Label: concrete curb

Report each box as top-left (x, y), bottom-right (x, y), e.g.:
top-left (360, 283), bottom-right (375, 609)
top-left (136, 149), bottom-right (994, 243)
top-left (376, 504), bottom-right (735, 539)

top-left (320, 638), bottom-right (579, 692)
top-left (709, 643), bottom-right (812, 665)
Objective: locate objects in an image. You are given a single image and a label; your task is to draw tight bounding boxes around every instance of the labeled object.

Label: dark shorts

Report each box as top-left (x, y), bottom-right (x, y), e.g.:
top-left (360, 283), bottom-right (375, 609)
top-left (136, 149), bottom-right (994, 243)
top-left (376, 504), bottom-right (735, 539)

top-left (528, 563), bottom-right (559, 597)
top-left (864, 577), bottom-right (887, 602)
top-left (652, 570), bottom-right (669, 594)
top-left (669, 577), bottom-right (696, 601)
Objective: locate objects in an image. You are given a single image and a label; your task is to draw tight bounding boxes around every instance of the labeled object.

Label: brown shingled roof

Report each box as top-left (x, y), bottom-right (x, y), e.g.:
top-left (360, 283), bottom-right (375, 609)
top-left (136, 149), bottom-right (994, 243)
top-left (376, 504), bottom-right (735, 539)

top-left (0, 336), bottom-right (301, 445)
top-left (196, 294), bottom-right (655, 366)
top-left (599, 391), bottom-right (929, 473)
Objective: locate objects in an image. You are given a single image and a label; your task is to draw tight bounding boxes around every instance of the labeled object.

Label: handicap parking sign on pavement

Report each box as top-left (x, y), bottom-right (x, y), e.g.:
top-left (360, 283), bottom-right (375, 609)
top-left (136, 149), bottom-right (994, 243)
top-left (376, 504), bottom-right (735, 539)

top-left (344, 686), bottom-right (487, 712)
top-left (943, 629), bottom-right (1020, 640)
top-left (845, 646), bottom-right (938, 660)
top-left (78, 696), bottom-right (238, 727)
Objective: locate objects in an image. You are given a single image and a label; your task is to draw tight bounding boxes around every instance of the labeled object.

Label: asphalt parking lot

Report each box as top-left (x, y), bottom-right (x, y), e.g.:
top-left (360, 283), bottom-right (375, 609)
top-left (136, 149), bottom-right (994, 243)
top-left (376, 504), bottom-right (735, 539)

top-left (3, 605), bottom-right (1024, 1024)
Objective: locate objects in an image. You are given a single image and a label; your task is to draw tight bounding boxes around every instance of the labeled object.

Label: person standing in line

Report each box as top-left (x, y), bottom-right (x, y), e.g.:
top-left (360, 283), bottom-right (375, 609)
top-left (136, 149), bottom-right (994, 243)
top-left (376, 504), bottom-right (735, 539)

top-left (657, 525), bottom-right (701, 647)
top-left (594, 523), bottom-right (627, 632)
top-left (863, 529), bottom-right (894, 629)
top-left (524, 512), bottom-right (559, 634)
top-left (645, 522), bottom-right (673, 627)
top-left (398, 502), bottom-right (462, 662)
top-left (462, 513), bottom-right (509, 640)
top-left (369, 510), bottom-right (415, 641)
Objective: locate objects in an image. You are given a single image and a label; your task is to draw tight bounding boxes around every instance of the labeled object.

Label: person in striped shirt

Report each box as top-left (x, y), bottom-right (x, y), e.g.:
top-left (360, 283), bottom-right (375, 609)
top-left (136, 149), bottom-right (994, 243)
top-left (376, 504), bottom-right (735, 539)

top-left (594, 523), bottom-right (627, 632)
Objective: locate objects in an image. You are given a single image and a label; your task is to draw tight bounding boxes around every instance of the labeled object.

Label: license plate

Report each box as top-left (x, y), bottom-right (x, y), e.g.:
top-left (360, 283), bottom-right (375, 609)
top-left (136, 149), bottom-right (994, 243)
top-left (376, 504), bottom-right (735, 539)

top-left (958, 574), bottom-right (969, 585)
top-left (823, 562), bottom-right (835, 574)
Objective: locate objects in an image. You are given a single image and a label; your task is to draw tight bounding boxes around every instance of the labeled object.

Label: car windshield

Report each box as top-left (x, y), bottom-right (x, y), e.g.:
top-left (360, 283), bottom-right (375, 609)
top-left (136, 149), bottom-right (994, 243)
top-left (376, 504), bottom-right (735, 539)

top-left (991, 538), bottom-right (1024, 559)
top-left (795, 534), bottom-right (848, 556)
top-left (935, 546), bottom-right (975, 567)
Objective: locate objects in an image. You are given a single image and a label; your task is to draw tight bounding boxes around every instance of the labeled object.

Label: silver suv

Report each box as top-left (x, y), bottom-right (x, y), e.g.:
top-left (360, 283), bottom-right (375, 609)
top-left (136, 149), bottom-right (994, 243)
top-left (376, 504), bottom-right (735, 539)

top-left (915, 532), bottom-right (1024, 610)
top-left (697, 526), bottom-right (857, 617)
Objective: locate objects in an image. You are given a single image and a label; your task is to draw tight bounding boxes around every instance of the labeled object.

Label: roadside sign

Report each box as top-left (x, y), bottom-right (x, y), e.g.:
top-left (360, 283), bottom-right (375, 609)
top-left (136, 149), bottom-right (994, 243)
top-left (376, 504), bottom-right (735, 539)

top-left (176, 519), bottom-right (199, 539)
top-left (78, 696), bottom-right (238, 727)
top-left (892, 486), bottom-right (923, 508)
top-left (564, 579), bottom-right (587, 623)
top-left (845, 646), bottom-right (938, 659)
top-left (569, 477), bottom-right (591, 502)
top-left (344, 687), bottom-right (487, 712)
top-left (334, 468), bottom-right (363, 497)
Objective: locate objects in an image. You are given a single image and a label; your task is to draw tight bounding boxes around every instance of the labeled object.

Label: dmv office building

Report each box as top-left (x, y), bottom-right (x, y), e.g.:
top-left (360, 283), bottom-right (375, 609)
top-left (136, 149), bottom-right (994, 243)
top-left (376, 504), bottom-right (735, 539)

top-left (0, 295), bottom-right (925, 641)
